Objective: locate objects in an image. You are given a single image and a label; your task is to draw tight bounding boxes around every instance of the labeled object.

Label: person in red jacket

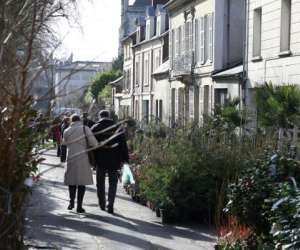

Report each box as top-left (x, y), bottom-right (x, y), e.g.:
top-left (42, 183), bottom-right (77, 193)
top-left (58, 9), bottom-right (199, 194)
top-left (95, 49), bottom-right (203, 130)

top-left (52, 117), bottom-right (62, 157)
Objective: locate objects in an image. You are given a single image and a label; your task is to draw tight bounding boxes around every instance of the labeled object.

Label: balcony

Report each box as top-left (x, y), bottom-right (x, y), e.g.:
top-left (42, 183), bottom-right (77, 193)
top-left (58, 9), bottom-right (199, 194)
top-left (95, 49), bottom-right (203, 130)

top-left (172, 50), bottom-right (193, 77)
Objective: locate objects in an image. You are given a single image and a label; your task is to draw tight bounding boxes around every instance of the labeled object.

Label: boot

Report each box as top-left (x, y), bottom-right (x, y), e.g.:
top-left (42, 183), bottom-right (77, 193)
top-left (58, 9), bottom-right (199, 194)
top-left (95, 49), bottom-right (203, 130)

top-left (68, 186), bottom-right (76, 210)
top-left (77, 185), bottom-right (86, 213)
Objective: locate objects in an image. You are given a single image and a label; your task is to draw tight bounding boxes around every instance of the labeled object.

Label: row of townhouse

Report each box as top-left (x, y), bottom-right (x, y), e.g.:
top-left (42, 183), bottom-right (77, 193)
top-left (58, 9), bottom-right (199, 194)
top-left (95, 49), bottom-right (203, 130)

top-left (112, 0), bottom-right (300, 127)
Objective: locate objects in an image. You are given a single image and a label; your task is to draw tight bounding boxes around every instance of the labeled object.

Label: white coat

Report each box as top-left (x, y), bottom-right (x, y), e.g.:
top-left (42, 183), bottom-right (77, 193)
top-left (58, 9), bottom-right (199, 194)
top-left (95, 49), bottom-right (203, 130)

top-left (63, 121), bottom-right (98, 185)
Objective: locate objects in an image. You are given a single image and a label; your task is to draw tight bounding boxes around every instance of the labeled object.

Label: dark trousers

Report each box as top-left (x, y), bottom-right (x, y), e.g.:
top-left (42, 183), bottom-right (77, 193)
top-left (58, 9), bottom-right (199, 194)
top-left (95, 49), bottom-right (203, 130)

top-left (56, 143), bottom-right (61, 157)
top-left (96, 168), bottom-right (118, 209)
top-left (61, 145), bottom-right (67, 162)
top-left (69, 185), bottom-right (86, 208)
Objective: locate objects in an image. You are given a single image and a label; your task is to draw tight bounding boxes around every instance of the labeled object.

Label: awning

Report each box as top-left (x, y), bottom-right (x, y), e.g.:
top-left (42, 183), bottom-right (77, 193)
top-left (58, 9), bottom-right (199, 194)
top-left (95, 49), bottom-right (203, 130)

top-left (109, 76), bottom-right (123, 87)
top-left (212, 65), bottom-right (243, 79)
top-left (152, 61), bottom-right (169, 76)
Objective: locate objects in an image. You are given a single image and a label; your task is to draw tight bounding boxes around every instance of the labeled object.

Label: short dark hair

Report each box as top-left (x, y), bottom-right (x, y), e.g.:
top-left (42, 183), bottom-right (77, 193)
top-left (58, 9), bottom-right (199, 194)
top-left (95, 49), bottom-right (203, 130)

top-left (98, 110), bottom-right (109, 119)
top-left (71, 114), bottom-right (80, 122)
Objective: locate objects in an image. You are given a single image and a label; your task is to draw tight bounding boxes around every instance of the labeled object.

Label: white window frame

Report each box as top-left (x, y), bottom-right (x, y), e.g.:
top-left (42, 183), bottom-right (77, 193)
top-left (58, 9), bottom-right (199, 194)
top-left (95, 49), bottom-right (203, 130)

top-left (280, 0), bottom-right (291, 53)
top-left (200, 16), bottom-right (205, 64)
top-left (208, 13), bottom-right (214, 63)
top-left (252, 7), bottom-right (262, 58)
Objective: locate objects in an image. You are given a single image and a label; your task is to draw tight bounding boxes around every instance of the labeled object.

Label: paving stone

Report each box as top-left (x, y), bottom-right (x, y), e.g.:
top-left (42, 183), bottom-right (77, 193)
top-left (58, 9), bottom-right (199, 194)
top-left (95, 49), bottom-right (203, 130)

top-left (24, 150), bottom-right (216, 250)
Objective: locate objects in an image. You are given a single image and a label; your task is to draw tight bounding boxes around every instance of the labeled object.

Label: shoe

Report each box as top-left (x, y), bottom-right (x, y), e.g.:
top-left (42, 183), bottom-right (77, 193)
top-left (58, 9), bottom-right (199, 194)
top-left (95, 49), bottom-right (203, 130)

top-left (107, 205), bottom-right (114, 214)
top-left (67, 203), bottom-right (74, 210)
top-left (100, 205), bottom-right (106, 211)
top-left (76, 207), bottom-right (86, 213)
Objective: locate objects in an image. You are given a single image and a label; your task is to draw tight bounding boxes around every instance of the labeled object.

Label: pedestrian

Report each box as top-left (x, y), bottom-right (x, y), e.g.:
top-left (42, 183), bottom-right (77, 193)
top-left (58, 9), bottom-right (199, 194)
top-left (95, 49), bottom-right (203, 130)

top-left (34, 113), bottom-right (46, 144)
top-left (60, 116), bottom-right (70, 162)
top-left (51, 117), bottom-right (62, 157)
top-left (82, 112), bottom-right (95, 128)
top-left (62, 114), bottom-right (98, 213)
top-left (92, 110), bottom-right (129, 214)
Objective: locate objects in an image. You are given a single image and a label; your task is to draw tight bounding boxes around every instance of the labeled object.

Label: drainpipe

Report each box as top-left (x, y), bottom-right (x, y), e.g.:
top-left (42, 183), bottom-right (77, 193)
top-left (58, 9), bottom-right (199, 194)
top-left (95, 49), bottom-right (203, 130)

top-left (242, 0), bottom-right (249, 108)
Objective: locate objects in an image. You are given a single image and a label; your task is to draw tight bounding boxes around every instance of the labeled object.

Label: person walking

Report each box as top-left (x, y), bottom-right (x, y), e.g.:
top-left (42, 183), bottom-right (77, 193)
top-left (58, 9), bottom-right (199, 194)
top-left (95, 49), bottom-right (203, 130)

top-left (51, 117), bottom-right (62, 157)
top-left (92, 110), bottom-right (129, 214)
top-left (60, 116), bottom-right (70, 162)
top-left (62, 114), bottom-right (98, 213)
top-left (82, 112), bottom-right (95, 128)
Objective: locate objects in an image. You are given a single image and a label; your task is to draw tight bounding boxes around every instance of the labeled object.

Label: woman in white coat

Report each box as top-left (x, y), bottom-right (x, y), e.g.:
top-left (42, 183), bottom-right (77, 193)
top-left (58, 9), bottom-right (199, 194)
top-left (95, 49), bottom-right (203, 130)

top-left (63, 114), bottom-right (98, 213)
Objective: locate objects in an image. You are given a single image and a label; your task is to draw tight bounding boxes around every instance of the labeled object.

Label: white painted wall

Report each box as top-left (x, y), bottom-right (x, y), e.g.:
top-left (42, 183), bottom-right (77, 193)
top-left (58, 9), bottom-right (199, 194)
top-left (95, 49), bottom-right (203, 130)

top-left (247, 0), bottom-right (300, 90)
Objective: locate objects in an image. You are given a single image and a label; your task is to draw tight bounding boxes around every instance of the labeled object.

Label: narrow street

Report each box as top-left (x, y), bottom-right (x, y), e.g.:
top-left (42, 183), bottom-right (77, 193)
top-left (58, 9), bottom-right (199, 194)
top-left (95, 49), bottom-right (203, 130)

top-left (23, 149), bottom-right (216, 250)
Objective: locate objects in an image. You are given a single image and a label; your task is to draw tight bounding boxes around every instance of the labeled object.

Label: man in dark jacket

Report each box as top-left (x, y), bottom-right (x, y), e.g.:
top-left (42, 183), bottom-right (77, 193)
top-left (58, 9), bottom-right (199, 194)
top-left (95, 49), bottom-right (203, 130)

top-left (91, 110), bottom-right (129, 214)
top-left (82, 112), bottom-right (95, 128)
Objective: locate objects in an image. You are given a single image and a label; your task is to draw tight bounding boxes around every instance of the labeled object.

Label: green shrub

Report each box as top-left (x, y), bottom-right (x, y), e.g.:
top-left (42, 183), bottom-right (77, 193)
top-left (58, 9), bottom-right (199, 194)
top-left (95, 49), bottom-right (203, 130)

top-left (225, 150), bottom-right (300, 248)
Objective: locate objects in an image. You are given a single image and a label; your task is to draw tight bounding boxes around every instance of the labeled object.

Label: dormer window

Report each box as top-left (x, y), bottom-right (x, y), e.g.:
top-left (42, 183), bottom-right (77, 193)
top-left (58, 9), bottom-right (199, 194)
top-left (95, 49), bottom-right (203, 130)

top-left (157, 18), bottom-right (161, 36)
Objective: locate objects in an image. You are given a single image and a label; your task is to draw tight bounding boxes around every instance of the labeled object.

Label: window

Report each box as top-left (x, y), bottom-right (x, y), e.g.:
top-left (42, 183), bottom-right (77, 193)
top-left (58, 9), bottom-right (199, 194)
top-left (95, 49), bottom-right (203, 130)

top-left (171, 29), bottom-right (175, 66)
top-left (215, 88), bottom-right (228, 107)
top-left (135, 61), bottom-right (139, 85)
top-left (200, 16), bottom-right (205, 63)
top-left (175, 26), bottom-right (182, 57)
top-left (135, 100), bottom-right (139, 120)
top-left (203, 85), bottom-right (209, 115)
top-left (253, 8), bottom-right (262, 58)
top-left (195, 19), bottom-right (199, 62)
top-left (280, 0), bottom-right (291, 52)
top-left (146, 22), bottom-right (150, 40)
top-left (128, 69), bottom-right (131, 90)
top-left (155, 100), bottom-right (163, 121)
top-left (159, 100), bottom-right (163, 121)
top-left (142, 100), bottom-right (149, 123)
top-left (171, 88), bottom-right (176, 125)
top-left (208, 14), bottom-right (214, 62)
top-left (185, 22), bottom-right (190, 52)
top-left (144, 55), bottom-right (149, 86)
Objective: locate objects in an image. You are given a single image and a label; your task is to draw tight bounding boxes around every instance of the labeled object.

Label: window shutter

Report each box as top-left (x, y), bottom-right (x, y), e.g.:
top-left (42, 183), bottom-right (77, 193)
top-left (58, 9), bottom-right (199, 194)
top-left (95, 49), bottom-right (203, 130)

top-left (180, 25), bottom-right (184, 57)
top-left (178, 27), bottom-right (182, 56)
top-left (175, 88), bottom-right (178, 121)
top-left (195, 19), bottom-right (199, 63)
top-left (189, 22), bottom-right (193, 53)
top-left (200, 17), bottom-right (205, 64)
top-left (208, 13), bottom-right (214, 62)
top-left (189, 86), bottom-right (194, 120)
top-left (194, 86), bottom-right (200, 124)
top-left (185, 22), bottom-right (190, 52)
top-left (171, 30), bottom-right (175, 68)
top-left (178, 88), bottom-right (185, 124)
top-left (175, 28), bottom-right (179, 57)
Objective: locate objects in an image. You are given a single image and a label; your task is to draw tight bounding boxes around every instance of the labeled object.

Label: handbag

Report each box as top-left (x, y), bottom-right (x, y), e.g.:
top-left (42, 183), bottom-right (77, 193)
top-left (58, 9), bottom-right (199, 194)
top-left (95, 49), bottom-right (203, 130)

top-left (83, 125), bottom-right (96, 167)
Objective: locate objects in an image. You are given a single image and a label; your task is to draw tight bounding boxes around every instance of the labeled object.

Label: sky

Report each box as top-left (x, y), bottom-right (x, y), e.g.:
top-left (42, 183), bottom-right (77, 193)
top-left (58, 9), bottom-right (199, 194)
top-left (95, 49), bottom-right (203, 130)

top-left (55, 0), bottom-right (121, 62)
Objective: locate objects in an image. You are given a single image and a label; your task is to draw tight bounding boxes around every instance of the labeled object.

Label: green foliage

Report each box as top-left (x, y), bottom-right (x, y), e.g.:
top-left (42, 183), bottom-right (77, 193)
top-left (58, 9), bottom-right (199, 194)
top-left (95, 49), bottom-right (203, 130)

top-left (226, 150), bottom-right (300, 249)
top-left (255, 82), bottom-right (300, 128)
top-left (89, 70), bottom-right (121, 100)
top-left (112, 54), bottom-right (124, 72)
top-left (135, 117), bottom-right (267, 223)
top-left (140, 164), bottom-right (171, 208)
top-left (98, 84), bottom-right (112, 100)
top-left (211, 97), bottom-right (245, 130)
top-left (267, 182), bottom-right (300, 249)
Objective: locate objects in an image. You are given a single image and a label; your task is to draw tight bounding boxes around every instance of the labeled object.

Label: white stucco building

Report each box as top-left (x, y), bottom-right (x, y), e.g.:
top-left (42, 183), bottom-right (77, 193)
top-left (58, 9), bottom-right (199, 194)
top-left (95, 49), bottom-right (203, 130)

top-left (245, 0), bottom-right (300, 110)
top-left (114, 1), bottom-right (170, 124)
top-left (166, 0), bottom-right (245, 126)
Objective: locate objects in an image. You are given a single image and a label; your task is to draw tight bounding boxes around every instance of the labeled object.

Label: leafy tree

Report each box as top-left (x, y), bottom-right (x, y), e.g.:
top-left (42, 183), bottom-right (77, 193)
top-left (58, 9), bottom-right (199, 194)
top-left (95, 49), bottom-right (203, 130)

top-left (255, 82), bottom-right (300, 128)
top-left (99, 84), bottom-right (112, 100)
top-left (112, 53), bottom-right (124, 72)
top-left (89, 70), bottom-right (121, 101)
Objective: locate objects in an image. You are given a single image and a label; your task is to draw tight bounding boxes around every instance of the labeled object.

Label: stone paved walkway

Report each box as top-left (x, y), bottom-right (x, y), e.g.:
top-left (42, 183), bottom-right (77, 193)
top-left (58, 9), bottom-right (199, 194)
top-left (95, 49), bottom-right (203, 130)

top-left (24, 149), bottom-right (216, 250)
